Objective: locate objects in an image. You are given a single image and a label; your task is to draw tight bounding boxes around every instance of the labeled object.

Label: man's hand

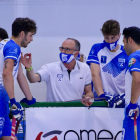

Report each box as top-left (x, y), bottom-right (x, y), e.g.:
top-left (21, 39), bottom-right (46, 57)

top-left (98, 93), bottom-right (114, 107)
top-left (10, 102), bottom-right (23, 121)
top-left (113, 93), bottom-right (125, 108)
top-left (20, 52), bottom-right (32, 68)
top-left (81, 96), bottom-right (94, 106)
top-left (126, 102), bottom-right (140, 119)
top-left (20, 97), bottom-right (36, 105)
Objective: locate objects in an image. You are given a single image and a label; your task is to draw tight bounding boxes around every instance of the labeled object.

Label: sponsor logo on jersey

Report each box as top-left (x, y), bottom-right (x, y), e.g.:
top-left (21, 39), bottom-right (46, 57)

top-left (0, 118), bottom-right (5, 128)
top-left (57, 74), bottom-right (63, 82)
top-left (118, 58), bottom-right (125, 67)
top-left (128, 58), bottom-right (136, 67)
top-left (91, 49), bottom-right (94, 54)
top-left (4, 39), bottom-right (8, 42)
top-left (101, 56), bottom-right (107, 63)
top-left (14, 48), bottom-right (18, 53)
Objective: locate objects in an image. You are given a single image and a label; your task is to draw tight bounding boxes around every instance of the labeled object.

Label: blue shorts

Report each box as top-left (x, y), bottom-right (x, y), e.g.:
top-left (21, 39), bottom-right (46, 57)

top-left (0, 99), bottom-right (11, 138)
top-left (122, 111), bottom-right (140, 140)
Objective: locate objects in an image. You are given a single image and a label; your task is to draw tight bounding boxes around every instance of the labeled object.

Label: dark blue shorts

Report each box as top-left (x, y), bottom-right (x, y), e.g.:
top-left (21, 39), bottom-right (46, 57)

top-left (0, 99), bottom-right (11, 137)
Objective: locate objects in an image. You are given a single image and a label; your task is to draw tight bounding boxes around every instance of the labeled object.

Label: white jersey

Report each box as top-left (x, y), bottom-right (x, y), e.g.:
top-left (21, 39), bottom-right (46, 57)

top-left (87, 42), bottom-right (128, 96)
top-left (125, 50), bottom-right (140, 105)
top-left (0, 39), bottom-right (21, 102)
top-left (37, 61), bottom-right (92, 102)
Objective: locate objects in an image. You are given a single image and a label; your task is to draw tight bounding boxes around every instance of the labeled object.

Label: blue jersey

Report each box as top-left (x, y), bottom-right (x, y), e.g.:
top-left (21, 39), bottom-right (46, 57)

top-left (0, 39), bottom-right (21, 102)
top-left (125, 50), bottom-right (140, 105)
top-left (87, 43), bottom-right (128, 96)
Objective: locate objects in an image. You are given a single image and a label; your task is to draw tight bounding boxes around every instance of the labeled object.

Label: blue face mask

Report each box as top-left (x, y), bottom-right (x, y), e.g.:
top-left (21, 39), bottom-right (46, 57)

top-left (59, 52), bottom-right (76, 63)
top-left (103, 39), bottom-right (119, 51)
top-left (76, 53), bottom-right (80, 61)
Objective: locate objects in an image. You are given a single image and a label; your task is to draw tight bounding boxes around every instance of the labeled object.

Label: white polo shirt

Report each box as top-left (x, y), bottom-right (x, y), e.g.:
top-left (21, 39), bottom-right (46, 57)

top-left (37, 61), bottom-right (92, 102)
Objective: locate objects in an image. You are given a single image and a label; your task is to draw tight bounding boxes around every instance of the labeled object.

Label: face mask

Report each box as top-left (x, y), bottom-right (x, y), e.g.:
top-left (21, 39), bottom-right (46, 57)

top-left (76, 53), bottom-right (80, 61)
top-left (59, 52), bottom-right (76, 63)
top-left (103, 39), bottom-right (119, 51)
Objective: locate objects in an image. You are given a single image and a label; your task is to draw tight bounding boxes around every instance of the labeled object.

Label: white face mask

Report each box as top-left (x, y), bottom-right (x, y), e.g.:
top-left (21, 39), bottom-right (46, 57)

top-left (59, 52), bottom-right (77, 63)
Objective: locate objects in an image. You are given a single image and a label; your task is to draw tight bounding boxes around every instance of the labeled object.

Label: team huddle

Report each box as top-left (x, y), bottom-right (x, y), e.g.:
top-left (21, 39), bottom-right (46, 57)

top-left (0, 18), bottom-right (140, 140)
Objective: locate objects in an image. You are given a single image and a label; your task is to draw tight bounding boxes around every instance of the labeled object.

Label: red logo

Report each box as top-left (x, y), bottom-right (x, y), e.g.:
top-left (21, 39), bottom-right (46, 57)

top-left (36, 130), bottom-right (62, 140)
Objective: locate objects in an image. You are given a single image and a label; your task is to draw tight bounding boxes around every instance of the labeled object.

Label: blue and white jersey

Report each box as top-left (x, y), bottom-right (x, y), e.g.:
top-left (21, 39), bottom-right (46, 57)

top-left (0, 39), bottom-right (21, 102)
top-left (87, 43), bottom-right (128, 96)
top-left (125, 50), bottom-right (140, 105)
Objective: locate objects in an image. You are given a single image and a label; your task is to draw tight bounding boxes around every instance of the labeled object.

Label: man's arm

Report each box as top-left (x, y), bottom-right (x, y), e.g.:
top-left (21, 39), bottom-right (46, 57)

top-left (20, 53), bottom-right (40, 83)
top-left (126, 71), bottom-right (140, 118)
top-left (26, 68), bottom-right (40, 83)
top-left (3, 59), bottom-right (15, 99)
top-left (84, 84), bottom-right (94, 98)
top-left (81, 84), bottom-right (94, 106)
top-left (17, 63), bottom-right (33, 100)
top-left (131, 71), bottom-right (140, 104)
top-left (90, 63), bottom-right (104, 96)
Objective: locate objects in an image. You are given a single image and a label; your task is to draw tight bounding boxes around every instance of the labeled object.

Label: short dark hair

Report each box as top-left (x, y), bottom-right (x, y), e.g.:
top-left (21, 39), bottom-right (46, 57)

top-left (123, 26), bottom-right (140, 45)
top-left (67, 38), bottom-right (80, 51)
top-left (12, 17), bottom-right (37, 37)
top-left (101, 19), bottom-right (120, 36)
top-left (0, 28), bottom-right (8, 40)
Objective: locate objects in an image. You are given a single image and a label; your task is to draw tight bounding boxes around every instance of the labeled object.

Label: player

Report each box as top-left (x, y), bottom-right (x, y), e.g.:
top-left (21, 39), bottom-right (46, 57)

top-left (0, 17), bottom-right (37, 140)
top-left (86, 19), bottom-right (127, 107)
top-left (0, 28), bottom-right (8, 42)
top-left (122, 26), bottom-right (140, 140)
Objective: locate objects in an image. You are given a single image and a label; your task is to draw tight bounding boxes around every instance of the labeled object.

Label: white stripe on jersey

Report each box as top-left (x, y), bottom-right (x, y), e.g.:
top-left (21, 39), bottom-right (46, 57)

top-left (4, 56), bottom-right (17, 60)
top-left (131, 68), bottom-right (140, 71)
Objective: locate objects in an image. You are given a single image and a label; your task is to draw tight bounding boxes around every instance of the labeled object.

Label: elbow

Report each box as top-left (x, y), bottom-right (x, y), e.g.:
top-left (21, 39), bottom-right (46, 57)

top-left (27, 77), bottom-right (37, 83)
top-left (3, 72), bottom-right (11, 80)
top-left (134, 80), bottom-right (140, 87)
top-left (91, 73), bottom-right (97, 80)
top-left (28, 78), bottom-right (35, 83)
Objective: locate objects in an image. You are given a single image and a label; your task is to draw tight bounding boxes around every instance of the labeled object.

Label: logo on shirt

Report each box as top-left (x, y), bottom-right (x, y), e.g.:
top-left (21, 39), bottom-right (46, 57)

top-left (4, 39), bottom-right (8, 42)
top-left (14, 48), bottom-right (18, 53)
top-left (118, 58), bottom-right (125, 67)
top-left (91, 49), bottom-right (94, 54)
top-left (0, 118), bottom-right (5, 128)
top-left (57, 74), bottom-right (63, 82)
top-left (101, 56), bottom-right (107, 63)
top-left (128, 58), bottom-right (136, 67)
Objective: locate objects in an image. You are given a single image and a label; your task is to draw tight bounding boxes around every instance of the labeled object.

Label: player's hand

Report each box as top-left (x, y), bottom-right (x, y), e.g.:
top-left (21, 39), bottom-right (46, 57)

top-left (99, 93), bottom-right (114, 107)
top-left (81, 95), bottom-right (94, 106)
top-left (113, 93), bottom-right (125, 108)
top-left (10, 99), bottom-right (23, 121)
top-left (20, 52), bottom-right (32, 68)
top-left (126, 102), bottom-right (140, 119)
top-left (20, 97), bottom-right (36, 105)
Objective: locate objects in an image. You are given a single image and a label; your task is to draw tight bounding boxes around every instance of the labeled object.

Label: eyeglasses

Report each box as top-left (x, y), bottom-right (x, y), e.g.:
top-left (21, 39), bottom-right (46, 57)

top-left (59, 47), bottom-right (78, 52)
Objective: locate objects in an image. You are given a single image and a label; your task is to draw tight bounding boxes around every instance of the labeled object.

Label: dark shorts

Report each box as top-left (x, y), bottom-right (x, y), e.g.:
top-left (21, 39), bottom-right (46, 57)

top-left (0, 99), bottom-right (11, 137)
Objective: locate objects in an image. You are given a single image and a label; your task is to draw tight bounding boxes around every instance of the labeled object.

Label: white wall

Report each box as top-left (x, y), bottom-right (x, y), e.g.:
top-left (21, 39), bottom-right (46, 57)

top-left (1, 0), bottom-right (140, 101)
